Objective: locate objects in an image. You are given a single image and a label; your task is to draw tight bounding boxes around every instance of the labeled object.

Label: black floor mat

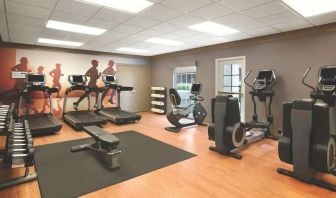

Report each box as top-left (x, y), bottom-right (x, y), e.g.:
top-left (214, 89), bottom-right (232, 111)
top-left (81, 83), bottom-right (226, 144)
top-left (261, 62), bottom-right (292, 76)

top-left (34, 131), bottom-right (196, 198)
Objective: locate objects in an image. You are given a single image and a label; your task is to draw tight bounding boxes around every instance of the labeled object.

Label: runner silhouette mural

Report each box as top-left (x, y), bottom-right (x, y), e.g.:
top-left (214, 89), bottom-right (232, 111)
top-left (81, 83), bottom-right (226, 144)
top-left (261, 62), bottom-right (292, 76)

top-left (73, 60), bottom-right (101, 110)
top-left (49, 63), bottom-right (64, 98)
top-left (0, 57), bottom-right (32, 100)
top-left (102, 60), bottom-right (117, 104)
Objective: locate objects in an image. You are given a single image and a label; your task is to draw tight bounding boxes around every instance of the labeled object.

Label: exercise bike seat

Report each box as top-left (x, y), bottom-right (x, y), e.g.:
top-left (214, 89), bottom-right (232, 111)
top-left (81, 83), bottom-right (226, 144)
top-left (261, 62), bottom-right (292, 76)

top-left (168, 88), bottom-right (181, 106)
top-left (83, 126), bottom-right (119, 146)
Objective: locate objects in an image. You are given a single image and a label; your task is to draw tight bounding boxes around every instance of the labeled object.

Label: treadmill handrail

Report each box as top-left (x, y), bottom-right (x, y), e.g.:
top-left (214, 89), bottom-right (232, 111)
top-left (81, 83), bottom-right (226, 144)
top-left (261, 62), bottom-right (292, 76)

top-left (18, 84), bottom-right (58, 116)
top-left (63, 84), bottom-right (92, 115)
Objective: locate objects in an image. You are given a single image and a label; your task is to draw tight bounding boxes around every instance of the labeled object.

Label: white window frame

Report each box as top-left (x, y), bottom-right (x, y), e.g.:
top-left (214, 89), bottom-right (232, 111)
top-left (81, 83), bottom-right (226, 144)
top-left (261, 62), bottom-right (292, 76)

top-left (215, 56), bottom-right (246, 122)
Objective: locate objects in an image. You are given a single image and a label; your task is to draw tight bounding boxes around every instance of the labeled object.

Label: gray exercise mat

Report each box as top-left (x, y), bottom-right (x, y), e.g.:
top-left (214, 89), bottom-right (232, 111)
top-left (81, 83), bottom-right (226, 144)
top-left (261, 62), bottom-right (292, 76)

top-left (34, 131), bottom-right (196, 198)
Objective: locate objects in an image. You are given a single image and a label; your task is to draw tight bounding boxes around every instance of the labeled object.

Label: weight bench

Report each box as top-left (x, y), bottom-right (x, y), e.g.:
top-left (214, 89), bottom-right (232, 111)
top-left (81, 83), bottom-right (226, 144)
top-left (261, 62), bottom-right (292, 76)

top-left (71, 126), bottom-right (121, 169)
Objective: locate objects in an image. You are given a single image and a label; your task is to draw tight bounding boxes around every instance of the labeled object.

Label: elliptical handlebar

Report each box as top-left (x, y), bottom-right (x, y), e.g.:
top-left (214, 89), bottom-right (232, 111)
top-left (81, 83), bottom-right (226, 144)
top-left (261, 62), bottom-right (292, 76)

top-left (302, 68), bottom-right (316, 92)
top-left (244, 70), bottom-right (255, 91)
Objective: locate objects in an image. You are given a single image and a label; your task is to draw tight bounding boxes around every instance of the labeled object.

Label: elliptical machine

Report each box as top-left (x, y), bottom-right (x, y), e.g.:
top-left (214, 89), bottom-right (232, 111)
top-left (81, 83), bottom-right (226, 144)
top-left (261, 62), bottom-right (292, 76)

top-left (208, 70), bottom-right (277, 159)
top-left (278, 66), bottom-right (336, 191)
top-left (165, 83), bottom-right (207, 133)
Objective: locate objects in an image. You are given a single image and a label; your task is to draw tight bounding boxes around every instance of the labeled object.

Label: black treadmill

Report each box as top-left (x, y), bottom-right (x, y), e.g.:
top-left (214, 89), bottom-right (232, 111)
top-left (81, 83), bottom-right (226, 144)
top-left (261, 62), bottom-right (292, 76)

top-left (96, 75), bottom-right (142, 125)
top-left (63, 75), bottom-right (107, 130)
top-left (18, 73), bottom-right (62, 136)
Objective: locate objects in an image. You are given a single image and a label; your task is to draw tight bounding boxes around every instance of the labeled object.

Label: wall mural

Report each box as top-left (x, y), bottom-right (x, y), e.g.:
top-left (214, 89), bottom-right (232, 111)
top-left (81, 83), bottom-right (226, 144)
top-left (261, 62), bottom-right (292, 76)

top-left (0, 48), bottom-right (120, 117)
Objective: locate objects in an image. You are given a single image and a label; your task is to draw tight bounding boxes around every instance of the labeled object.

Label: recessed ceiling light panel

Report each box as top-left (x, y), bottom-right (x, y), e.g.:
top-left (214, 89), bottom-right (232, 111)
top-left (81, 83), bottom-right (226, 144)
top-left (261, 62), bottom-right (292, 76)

top-left (38, 38), bottom-right (83, 46)
top-left (76, 0), bottom-right (154, 14)
top-left (145, 38), bottom-right (183, 46)
top-left (188, 21), bottom-right (239, 36)
top-left (46, 20), bottom-right (106, 35)
top-left (282, 0), bottom-right (336, 17)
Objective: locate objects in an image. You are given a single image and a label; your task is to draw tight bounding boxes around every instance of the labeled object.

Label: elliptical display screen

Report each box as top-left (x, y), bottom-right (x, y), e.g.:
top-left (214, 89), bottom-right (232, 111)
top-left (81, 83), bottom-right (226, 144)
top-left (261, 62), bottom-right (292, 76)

top-left (320, 66), bottom-right (336, 81)
top-left (27, 74), bottom-right (45, 83)
top-left (257, 71), bottom-right (273, 80)
top-left (191, 83), bottom-right (201, 94)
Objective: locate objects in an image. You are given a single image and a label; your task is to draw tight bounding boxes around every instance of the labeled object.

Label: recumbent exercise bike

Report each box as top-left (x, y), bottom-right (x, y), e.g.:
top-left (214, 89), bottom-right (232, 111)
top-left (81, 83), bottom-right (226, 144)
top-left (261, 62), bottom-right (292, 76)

top-left (278, 66), bottom-right (336, 191)
top-left (208, 70), bottom-right (277, 159)
top-left (165, 83), bottom-right (207, 133)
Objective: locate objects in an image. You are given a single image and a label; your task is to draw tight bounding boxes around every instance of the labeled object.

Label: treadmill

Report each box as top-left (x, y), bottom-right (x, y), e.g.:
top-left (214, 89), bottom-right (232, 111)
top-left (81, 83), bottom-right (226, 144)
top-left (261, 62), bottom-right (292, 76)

top-left (63, 75), bottom-right (107, 130)
top-left (18, 73), bottom-right (62, 136)
top-left (96, 75), bottom-right (142, 125)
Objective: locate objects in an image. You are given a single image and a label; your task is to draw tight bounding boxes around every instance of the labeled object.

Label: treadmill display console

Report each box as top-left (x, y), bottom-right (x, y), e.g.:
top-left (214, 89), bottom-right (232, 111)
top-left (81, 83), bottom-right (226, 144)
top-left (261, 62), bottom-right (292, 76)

top-left (69, 75), bottom-right (86, 85)
top-left (26, 74), bottom-right (45, 85)
top-left (11, 71), bottom-right (27, 79)
top-left (102, 75), bottom-right (115, 84)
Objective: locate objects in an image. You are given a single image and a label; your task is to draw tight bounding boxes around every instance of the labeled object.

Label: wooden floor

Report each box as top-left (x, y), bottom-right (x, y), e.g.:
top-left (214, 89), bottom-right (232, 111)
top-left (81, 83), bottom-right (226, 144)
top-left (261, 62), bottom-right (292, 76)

top-left (0, 112), bottom-right (335, 198)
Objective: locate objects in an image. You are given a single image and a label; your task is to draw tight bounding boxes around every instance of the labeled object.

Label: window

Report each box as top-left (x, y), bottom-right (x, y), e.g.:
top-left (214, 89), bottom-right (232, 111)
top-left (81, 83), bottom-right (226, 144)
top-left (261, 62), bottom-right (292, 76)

top-left (216, 57), bottom-right (245, 121)
top-left (174, 66), bottom-right (197, 107)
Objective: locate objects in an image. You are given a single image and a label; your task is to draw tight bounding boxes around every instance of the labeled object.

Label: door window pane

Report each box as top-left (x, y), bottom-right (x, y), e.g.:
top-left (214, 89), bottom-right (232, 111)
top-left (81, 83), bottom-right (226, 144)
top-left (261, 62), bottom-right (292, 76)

top-left (232, 64), bottom-right (241, 75)
top-left (224, 87), bottom-right (231, 92)
top-left (224, 64), bottom-right (231, 75)
top-left (232, 87), bottom-right (240, 92)
top-left (224, 76), bottom-right (232, 86)
top-left (232, 76), bottom-right (240, 86)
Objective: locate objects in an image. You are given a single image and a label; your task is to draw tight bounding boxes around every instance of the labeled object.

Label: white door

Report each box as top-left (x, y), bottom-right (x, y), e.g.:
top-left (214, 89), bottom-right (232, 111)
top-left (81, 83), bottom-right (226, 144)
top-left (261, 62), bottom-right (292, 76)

top-left (117, 64), bottom-right (151, 112)
top-left (215, 57), bottom-right (246, 121)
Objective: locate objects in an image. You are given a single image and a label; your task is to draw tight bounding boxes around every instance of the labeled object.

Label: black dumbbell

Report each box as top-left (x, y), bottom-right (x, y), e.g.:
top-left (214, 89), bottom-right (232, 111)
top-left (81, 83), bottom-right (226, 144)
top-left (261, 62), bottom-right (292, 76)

top-left (7, 137), bottom-right (33, 145)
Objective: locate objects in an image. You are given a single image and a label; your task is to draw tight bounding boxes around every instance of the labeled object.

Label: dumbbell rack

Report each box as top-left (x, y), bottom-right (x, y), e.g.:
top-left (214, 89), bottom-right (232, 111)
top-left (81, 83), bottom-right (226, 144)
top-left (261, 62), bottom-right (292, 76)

top-left (150, 87), bottom-right (167, 114)
top-left (0, 103), bottom-right (37, 189)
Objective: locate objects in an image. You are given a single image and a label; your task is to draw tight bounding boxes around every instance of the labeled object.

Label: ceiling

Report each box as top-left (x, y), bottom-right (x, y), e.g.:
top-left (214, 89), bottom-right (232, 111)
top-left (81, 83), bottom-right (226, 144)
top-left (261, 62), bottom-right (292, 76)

top-left (1, 0), bottom-right (336, 56)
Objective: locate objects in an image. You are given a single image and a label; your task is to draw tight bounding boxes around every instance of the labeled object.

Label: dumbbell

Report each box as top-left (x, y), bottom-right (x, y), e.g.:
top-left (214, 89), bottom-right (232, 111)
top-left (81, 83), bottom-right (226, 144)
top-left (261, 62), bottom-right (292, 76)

top-left (5, 148), bottom-right (35, 167)
top-left (7, 136), bottom-right (33, 145)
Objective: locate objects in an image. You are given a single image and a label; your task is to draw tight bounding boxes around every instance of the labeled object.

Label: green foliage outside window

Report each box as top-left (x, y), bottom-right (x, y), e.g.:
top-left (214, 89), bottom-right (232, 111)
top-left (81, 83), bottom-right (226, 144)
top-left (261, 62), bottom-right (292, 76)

top-left (176, 83), bottom-right (192, 91)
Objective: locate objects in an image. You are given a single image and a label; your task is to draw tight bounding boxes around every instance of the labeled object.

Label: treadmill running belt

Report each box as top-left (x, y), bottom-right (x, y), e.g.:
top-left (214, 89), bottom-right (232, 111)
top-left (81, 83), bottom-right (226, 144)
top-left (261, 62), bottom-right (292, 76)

top-left (20, 114), bottom-right (62, 136)
top-left (64, 111), bottom-right (107, 130)
top-left (102, 108), bottom-right (138, 118)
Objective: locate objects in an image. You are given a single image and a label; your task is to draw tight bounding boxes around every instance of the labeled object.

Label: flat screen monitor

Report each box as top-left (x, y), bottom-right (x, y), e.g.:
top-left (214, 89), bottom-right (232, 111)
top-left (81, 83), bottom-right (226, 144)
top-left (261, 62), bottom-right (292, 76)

top-left (103, 75), bottom-right (115, 83)
top-left (26, 74), bottom-right (45, 83)
top-left (257, 71), bottom-right (273, 80)
top-left (191, 83), bottom-right (201, 94)
top-left (72, 75), bottom-right (84, 83)
top-left (320, 66), bottom-right (336, 80)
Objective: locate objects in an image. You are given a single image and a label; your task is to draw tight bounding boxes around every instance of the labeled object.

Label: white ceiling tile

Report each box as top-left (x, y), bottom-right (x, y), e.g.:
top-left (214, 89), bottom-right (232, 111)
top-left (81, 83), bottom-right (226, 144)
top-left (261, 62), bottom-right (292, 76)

top-left (141, 4), bottom-right (183, 21)
top-left (127, 34), bottom-right (150, 41)
top-left (242, 1), bottom-right (288, 19)
top-left (161, 0), bottom-right (213, 12)
top-left (85, 18), bottom-right (118, 29)
top-left (55, 0), bottom-right (101, 17)
top-left (215, 13), bottom-right (264, 30)
top-left (307, 12), bottom-right (336, 26)
top-left (110, 39), bottom-right (138, 46)
top-left (168, 14), bottom-right (204, 27)
top-left (0, 19), bottom-right (9, 42)
top-left (9, 29), bottom-right (40, 44)
top-left (40, 29), bottom-right (71, 40)
top-left (123, 16), bottom-right (161, 29)
top-left (258, 11), bottom-right (302, 25)
top-left (100, 31), bottom-right (129, 40)
top-left (6, 1), bottom-right (52, 19)
top-left (244, 26), bottom-right (279, 36)
top-left (223, 32), bottom-right (252, 41)
top-left (190, 3), bottom-right (235, 19)
top-left (219, 0), bottom-right (274, 11)
top-left (161, 28), bottom-right (199, 39)
top-left (93, 8), bottom-right (132, 23)
top-left (272, 20), bottom-right (312, 32)
top-left (67, 34), bottom-right (95, 42)
top-left (136, 29), bottom-right (165, 37)
top-left (82, 38), bottom-right (112, 49)
top-left (7, 13), bottom-right (46, 26)
top-left (50, 11), bottom-right (90, 24)
top-left (0, 0), bottom-right (4, 11)
top-left (150, 23), bottom-right (181, 33)
top-left (178, 33), bottom-right (215, 43)
top-left (7, 0), bottom-right (57, 9)
top-left (112, 24), bottom-right (144, 34)
top-left (8, 22), bottom-right (43, 32)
